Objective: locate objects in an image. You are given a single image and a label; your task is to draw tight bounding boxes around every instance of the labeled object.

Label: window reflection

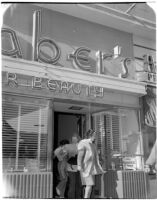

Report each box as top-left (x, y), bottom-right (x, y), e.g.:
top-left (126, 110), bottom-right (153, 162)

top-left (120, 109), bottom-right (143, 170)
top-left (92, 108), bottom-right (143, 171)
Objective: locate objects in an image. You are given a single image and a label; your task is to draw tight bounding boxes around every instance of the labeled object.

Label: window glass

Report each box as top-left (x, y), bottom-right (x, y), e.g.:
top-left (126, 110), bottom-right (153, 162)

top-left (120, 109), bottom-right (143, 170)
top-left (2, 100), bottom-right (48, 172)
top-left (92, 108), bottom-right (143, 171)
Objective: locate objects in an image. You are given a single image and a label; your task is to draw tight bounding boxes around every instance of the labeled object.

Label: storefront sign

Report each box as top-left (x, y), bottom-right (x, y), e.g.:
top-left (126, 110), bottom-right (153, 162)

top-left (7, 72), bottom-right (104, 98)
top-left (123, 157), bottom-right (137, 170)
top-left (144, 55), bottom-right (156, 84)
top-left (2, 10), bottom-right (133, 79)
top-left (2, 26), bottom-right (129, 77)
top-left (147, 72), bottom-right (156, 83)
top-left (2, 10), bottom-right (156, 82)
top-left (143, 54), bottom-right (156, 74)
top-left (136, 72), bottom-right (156, 84)
top-left (136, 55), bottom-right (156, 84)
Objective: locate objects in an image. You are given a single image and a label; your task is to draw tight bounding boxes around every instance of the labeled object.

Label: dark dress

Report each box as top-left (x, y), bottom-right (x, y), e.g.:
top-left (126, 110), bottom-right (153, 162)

top-left (67, 155), bottom-right (82, 198)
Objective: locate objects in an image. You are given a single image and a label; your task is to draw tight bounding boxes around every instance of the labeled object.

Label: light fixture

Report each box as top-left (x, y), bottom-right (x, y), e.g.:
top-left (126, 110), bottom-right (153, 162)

top-left (68, 106), bottom-right (83, 110)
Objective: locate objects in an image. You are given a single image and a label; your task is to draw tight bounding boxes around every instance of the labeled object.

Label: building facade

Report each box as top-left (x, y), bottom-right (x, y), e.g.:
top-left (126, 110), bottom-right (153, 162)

top-left (2, 3), bottom-right (156, 198)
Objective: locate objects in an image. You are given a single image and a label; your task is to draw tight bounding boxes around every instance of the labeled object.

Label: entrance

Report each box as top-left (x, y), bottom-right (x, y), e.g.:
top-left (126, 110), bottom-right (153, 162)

top-left (52, 101), bottom-right (113, 198)
top-left (53, 112), bottom-right (85, 150)
top-left (53, 111), bottom-right (85, 198)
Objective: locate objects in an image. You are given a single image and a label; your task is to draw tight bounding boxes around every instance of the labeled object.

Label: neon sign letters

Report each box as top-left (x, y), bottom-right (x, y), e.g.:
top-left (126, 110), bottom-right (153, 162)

top-left (68, 47), bottom-right (92, 72)
top-left (2, 10), bottom-right (156, 80)
top-left (2, 28), bottom-right (23, 58)
top-left (7, 72), bottom-right (104, 98)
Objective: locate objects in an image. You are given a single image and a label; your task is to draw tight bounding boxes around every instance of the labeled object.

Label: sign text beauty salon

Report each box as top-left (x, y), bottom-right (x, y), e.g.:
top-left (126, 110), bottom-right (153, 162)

top-left (2, 10), bottom-right (156, 83)
top-left (6, 72), bottom-right (104, 98)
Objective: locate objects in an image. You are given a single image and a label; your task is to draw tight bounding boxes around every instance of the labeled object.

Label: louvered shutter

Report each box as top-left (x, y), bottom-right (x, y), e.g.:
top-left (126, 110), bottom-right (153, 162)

top-left (93, 115), bottom-right (105, 165)
top-left (109, 114), bottom-right (121, 153)
top-left (104, 114), bottom-right (112, 154)
top-left (2, 102), bottom-right (18, 171)
top-left (2, 100), bottom-right (48, 172)
top-left (92, 112), bottom-right (121, 170)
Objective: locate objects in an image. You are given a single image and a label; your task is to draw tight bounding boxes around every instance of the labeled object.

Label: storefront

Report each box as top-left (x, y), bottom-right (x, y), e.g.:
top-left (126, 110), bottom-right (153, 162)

top-left (2, 4), bottom-right (150, 199)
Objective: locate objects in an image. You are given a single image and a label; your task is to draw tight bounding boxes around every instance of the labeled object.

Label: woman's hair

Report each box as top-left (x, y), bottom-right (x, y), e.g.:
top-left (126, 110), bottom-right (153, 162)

top-left (85, 129), bottom-right (95, 138)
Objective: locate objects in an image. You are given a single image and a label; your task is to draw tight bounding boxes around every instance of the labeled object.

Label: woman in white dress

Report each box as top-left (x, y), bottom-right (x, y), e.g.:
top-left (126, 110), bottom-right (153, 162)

top-left (77, 129), bottom-right (105, 198)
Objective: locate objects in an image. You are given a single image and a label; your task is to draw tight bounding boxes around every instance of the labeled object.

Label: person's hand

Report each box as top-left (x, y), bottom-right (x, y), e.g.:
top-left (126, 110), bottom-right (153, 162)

top-left (77, 165), bottom-right (82, 171)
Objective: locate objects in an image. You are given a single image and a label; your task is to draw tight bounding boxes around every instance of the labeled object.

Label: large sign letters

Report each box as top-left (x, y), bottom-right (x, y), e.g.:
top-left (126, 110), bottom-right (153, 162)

top-left (2, 28), bottom-right (22, 58)
top-left (2, 10), bottom-right (156, 82)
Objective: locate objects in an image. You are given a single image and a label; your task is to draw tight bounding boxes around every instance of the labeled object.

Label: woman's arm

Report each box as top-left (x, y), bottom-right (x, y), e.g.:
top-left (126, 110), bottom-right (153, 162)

top-left (77, 141), bottom-right (85, 171)
top-left (77, 145), bottom-right (85, 171)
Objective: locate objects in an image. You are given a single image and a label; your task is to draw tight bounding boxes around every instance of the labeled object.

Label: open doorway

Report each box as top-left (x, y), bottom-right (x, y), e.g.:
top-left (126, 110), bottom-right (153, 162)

top-left (53, 112), bottom-right (85, 150)
top-left (53, 112), bottom-right (85, 198)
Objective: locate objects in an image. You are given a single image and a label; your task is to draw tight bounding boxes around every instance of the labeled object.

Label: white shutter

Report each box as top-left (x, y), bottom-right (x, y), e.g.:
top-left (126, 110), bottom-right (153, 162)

top-left (2, 100), bottom-right (48, 172)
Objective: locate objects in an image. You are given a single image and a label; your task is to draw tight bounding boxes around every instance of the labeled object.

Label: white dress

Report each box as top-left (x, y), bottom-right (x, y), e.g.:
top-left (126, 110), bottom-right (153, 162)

top-left (77, 139), bottom-right (105, 185)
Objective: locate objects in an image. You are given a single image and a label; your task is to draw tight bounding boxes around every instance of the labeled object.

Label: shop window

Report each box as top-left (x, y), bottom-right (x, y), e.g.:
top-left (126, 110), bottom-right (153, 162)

top-left (120, 109), bottom-right (143, 171)
top-left (2, 101), bottom-right (48, 172)
top-left (92, 108), bottom-right (143, 171)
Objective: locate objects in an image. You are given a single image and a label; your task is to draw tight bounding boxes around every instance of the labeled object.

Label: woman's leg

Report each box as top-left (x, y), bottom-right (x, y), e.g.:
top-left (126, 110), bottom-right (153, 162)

top-left (56, 179), bottom-right (67, 197)
top-left (56, 161), bottom-right (67, 197)
top-left (83, 175), bottom-right (94, 198)
top-left (84, 185), bottom-right (92, 198)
